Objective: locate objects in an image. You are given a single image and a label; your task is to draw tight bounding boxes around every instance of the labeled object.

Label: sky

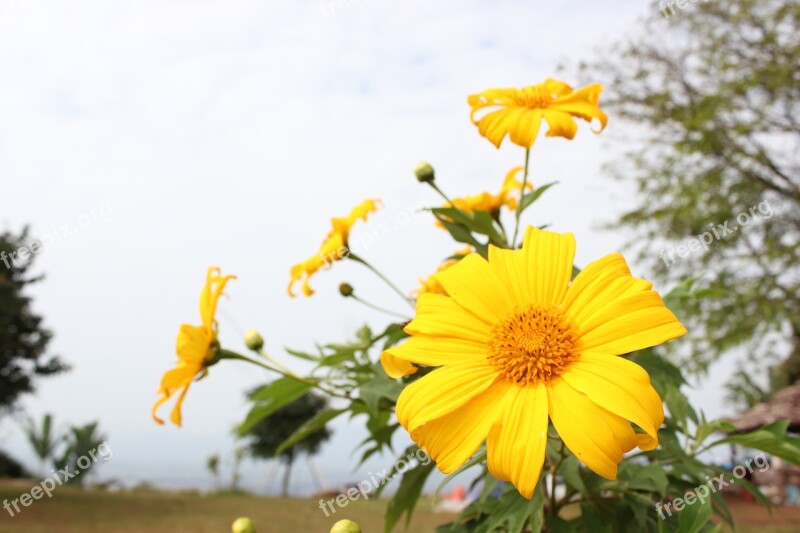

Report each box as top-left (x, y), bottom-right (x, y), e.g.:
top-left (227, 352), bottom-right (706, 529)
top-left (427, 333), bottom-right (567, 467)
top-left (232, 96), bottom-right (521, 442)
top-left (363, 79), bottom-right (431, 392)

top-left (0, 0), bottom-right (738, 496)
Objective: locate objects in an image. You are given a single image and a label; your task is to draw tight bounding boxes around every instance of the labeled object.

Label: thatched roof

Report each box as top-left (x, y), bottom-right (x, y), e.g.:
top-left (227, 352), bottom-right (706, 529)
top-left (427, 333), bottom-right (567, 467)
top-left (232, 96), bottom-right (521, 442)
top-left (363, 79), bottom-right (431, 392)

top-left (728, 383), bottom-right (800, 433)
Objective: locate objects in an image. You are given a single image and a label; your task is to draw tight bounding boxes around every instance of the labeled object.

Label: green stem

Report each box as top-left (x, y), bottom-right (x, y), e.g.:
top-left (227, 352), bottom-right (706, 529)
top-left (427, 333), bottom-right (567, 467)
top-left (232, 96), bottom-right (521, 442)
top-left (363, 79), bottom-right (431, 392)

top-left (348, 253), bottom-right (414, 309)
top-left (512, 148), bottom-right (531, 248)
top-left (219, 350), bottom-right (349, 399)
top-left (427, 181), bottom-right (457, 207)
top-left (352, 295), bottom-right (410, 320)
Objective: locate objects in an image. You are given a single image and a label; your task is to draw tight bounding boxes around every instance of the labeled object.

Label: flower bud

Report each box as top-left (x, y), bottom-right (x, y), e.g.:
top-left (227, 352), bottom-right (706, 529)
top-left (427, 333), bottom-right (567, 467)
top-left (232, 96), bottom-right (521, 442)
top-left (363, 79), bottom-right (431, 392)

top-left (244, 329), bottom-right (264, 351)
top-left (232, 516), bottom-right (256, 533)
top-left (414, 162), bottom-right (435, 183)
top-left (339, 283), bottom-right (354, 297)
top-left (330, 519), bottom-right (362, 533)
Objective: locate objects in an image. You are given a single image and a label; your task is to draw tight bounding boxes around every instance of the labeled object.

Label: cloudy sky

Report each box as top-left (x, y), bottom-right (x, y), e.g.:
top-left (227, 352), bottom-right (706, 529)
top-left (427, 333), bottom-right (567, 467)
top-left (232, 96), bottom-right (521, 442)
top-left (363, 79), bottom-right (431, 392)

top-left (0, 0), bottom-right (733, 495)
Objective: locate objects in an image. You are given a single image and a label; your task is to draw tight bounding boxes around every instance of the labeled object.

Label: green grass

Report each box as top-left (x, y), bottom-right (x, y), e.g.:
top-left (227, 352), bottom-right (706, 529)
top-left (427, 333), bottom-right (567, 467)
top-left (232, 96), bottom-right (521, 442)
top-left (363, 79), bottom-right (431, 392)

top-left (0, 483), bottom-right (451, 532)
top-left (0, 482), bottom-right (797, 532)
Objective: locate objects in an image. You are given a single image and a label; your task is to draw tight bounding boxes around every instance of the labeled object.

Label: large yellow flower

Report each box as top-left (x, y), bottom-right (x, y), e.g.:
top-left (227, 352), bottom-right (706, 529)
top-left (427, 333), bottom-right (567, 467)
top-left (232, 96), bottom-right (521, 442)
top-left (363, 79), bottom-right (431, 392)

top-left (288, 199), bottom-right (381, 297)
top-left (152, 267), bottom-right (235, 426)
top-left (468, 79), bottom-right (608, 149)
top-left (382, 227), bottom-right (686, 498)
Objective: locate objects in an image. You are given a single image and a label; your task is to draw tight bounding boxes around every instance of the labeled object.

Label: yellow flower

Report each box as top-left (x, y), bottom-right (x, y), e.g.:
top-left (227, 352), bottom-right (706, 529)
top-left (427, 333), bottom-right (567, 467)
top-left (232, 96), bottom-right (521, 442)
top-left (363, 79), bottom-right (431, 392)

top-left (382, 227), bottom-right (686, 498)
top-left (152, 267), bottom-right (235, 426)
top-left (448, 167), bottom-right (531, 214)
top-left (288, 199), bottom-right (381, 297)
top-left (468, 78), bottom-right (608, 149)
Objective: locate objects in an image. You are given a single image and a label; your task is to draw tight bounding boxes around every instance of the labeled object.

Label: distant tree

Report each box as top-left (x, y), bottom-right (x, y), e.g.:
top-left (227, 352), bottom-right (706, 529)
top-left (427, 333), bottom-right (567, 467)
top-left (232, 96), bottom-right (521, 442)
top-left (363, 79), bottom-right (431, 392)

top-left (581, 0), bottom-right (800, 405)
top-left (0, 450), bottom-right (29, 478)
top-left (206, 453), bottom-right (221, 490)
top-left (55, 421), bottom-right (106, 486)
top-left (20, 413), bottom-right (60, 477)
top-left (0, 227), bottom-right (69, 412)
top-left (241, 391), bottom-right (332, 497)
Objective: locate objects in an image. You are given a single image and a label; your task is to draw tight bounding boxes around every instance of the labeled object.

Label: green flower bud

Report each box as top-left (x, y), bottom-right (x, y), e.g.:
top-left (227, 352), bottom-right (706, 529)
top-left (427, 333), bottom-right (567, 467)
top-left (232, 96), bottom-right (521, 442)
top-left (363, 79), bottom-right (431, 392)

top-left (206, 339), bottom-right (222, 366)
top-left (414, 162), bottom-right (435, 183)
top-left (231, 516), bottom-right (256, 533)
top-left (244, 329), bottom-right (264, 351)
top-left (330, 519), bottom-right (362, 533)
top-left (339, 283), bottom-right (354, 297)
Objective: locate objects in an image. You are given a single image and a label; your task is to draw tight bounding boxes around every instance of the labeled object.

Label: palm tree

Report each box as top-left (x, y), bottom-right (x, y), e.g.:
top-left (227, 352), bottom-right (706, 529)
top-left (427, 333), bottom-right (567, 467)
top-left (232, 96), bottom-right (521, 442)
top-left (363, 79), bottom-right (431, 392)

top-left (55, 421), bottom-right (106, 487)
top-left (20, 413), bottom-right (59, 477)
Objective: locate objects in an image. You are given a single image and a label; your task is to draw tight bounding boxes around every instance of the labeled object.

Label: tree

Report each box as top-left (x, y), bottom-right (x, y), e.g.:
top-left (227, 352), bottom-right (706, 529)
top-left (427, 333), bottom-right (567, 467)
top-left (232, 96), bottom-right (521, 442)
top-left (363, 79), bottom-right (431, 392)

top-left (55, 421), bottom-right (106, 486)
top-left (241, 391), bottom-right (332, 497)
top-left (0, 228), bottom-right (69, 412)
top-left (20, 413), bottom-right (60, 477)
top-left (581, 0), bottom-right (800, 405)
top-left (206, 453), bottom-right (221, 490)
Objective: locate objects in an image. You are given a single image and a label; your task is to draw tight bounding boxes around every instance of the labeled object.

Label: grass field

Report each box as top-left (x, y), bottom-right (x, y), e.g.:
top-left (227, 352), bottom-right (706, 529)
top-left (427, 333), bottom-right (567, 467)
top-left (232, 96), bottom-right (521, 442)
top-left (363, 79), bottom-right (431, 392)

top-left (0, 481), bottom-right (799, 532)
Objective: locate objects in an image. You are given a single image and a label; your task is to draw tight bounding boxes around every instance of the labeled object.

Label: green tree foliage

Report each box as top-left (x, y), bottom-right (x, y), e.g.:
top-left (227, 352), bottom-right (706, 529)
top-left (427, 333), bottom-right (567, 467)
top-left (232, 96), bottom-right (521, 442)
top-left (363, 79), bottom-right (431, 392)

top-left (581, 0), bottom-right (800, 402)
top-left (241, 391), bottom-right (332, 496)
top-left (55, 421), bottom-right (106, 486)
top-left (21, 412), bottom-right (60, 476)
top-left (0, 228), bottom-right (69, 411)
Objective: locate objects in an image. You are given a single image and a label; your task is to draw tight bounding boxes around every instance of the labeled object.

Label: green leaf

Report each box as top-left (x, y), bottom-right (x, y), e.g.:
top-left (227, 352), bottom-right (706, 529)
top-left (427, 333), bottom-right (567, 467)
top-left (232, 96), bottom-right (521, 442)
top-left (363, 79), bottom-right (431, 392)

top-left (284, 347), bottom-right (320, 362)
top-left (384, 458), bottom-right (436, 533)
top-left (435, 447), bottom-right (486, 498)
top-left (359, 377), bottom-right (404, 416)
top-left (559, 455), bottom-right (588, 498)
top-left (622, 463), bottom-right (669, 497)
top-left (710, 420), bottom-right (800, 466)
top-left (519, 182), bottom-right (557, 214)
top-left (238, 378), bottom-right (313, 435)
top-left (676, 490), bottom-right (713, 533)
top-left (275, 408), bottom-right (345, 456)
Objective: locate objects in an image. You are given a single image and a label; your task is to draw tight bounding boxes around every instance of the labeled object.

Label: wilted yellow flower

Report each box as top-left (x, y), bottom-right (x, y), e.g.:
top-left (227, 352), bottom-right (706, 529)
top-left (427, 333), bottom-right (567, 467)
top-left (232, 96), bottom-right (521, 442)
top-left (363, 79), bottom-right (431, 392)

top-left (448, 167), bottom-right (531, 214)
top-left (288, 199), bottom-right (381, 297)
top-left (382, 227), bottom-right (686, 498)
top-left (153, 267), bottom-right (235, 426)
top-left (468, 78), bottom-right (607, 149)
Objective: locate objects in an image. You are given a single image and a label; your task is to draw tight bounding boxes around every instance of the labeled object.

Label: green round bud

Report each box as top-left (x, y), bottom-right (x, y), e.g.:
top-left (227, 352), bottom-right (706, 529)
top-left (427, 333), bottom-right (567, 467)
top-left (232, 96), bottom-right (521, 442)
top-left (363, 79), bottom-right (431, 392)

top-left (339, 283), bottom-right (354, 297)
top-left (206, 339), bottom-right (222, 366)
top-left (231, 516), bottom-right (256, 533)
top-left (330, 519), bottom-right (362, 533)
top-left (244, 329), bottom-right (264, 351)
top-left (414, 162), bottom-right (435, 183)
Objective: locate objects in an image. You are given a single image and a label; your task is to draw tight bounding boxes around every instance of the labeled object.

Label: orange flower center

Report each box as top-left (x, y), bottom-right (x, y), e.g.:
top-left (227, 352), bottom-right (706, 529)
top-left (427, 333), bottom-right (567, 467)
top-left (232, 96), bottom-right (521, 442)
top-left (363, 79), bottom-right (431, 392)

top-left (514, 85), bottom-right (555, 109)
top-left (488, 306), bottom-right (577, 385)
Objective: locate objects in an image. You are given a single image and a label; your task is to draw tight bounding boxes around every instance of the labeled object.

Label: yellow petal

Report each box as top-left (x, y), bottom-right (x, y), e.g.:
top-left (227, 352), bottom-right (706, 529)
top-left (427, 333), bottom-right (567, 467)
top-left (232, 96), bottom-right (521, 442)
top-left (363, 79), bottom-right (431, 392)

top-left (405, 293), bottom-right (492, 344)
top-left (411, 380), bottom-right (511, 473)
top-left (549, 83), bottom-right (608, 133)
top-left (561, 353), bottom-right (664, 448)
top-left (508, 109), bottom-right (544, 149)
top-left (396, 360), bottom-right (498, 433)
top-left (486, 383), bottom-right (548, 499)
top-left (547, 378), bottom-right (639, 479)
top-left (522, 227), bottom-right (576, 307)
top-left (199, 267), bottom-right (235, 329)
top-left (561, 253), bottom-right (637, 324)
top-left (383, 335), bottom-right (488, 368)
top-left (434, 254), bottom-right (515, 324)
top-left (574, 300), bottom-right (687, 355)
top-left (488, 244), bottom-right (532, 307)
top-left (541, 109), bottom-right (578, 139)
top-left (176, 324), bottom-right (213, 365)
top-left (380, 351), bottom-right (418, 379)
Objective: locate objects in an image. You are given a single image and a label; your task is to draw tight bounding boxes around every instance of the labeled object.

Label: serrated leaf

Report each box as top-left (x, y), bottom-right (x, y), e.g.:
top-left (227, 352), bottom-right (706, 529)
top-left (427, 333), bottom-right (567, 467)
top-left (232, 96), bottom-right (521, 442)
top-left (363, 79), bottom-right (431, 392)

top-left (239, 378), bottom-right (313, 435)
